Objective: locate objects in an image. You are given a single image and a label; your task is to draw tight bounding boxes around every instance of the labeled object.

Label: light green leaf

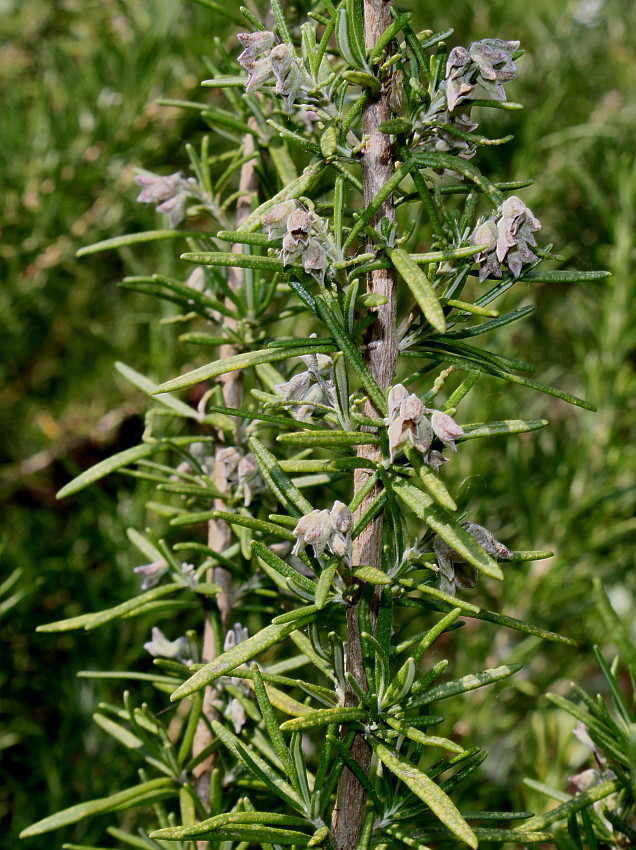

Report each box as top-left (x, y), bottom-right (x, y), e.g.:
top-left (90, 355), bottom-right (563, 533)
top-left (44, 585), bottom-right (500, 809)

top-left (201, 75), bottom-right (247, 88)
top-left (115, 362), bottom-right (198, 418)
top-left (405, 448), bottom-right (456, 511)
top-left (249, 437), bottom-right (313, 517)
top-left (518, 779), bottom-right (620, 831)
top-left (411, 663), bottom-right (522, 707)
top-left (153, 345), bottom-right (335, 394)
top-left (151, 810), bottom-right (310, 841)
top-left (384, 718), bottom-right (464, 753)
top-left (315, 562), bottom-right (339, 608)
top-left (369, 739), bottom-right (478, 848)
top-left (76, 230), bottom-right (208, 257)
top-left (19, 778), bottom-right (176, 837)
top-left (57, 443), bottom-right (162, 499)
top-left (171, 616), bottom-right (316, 700)
top-left (251, 664), bottom-right (300, 791)
top-left (394, 482), bottom-right (503, 580)
top-left (252, 540), bottom-right (316, 594)
top-left (352, 566), bottom-right (391, 585)
top-left (399, 578), bottom-right (480, 615)
top-left (272, 604), bottom-right (321, 625)
top-left (37, 583), bottom-right (182, 633)
top-left (458, 419), bottom-right (548, 440)
top-left (523, 269), bottom-right (610, 283)
top-left (390, 248), bottom-right (446, 333)
top-left (126, 528), bottom-right (164, 564)
top-left (212, 721), bottom-right (305, 812)
top-left (92, 714), bottom-right (143, 750)
top-left (181, 251), bottom-right (287, 272)
top-left (216, 230), bottom-right (273, 246)
top-left (277, 430), bottom-right (380, 447)
top-left (280, 707), bottom-right (367, 732)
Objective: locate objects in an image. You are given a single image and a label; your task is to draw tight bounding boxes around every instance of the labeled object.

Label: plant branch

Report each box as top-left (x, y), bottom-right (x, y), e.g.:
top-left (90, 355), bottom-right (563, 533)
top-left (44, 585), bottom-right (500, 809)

top-left (332, 2), bottom-right (398, 848)
top-left (191, 124), bottom-right (258, 833)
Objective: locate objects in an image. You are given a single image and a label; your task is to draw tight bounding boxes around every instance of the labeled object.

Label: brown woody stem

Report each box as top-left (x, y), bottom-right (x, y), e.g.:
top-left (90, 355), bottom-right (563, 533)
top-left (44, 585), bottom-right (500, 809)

top-left (332, 2), bottom-right (397, 848)
top-left (192, 126), bottom-right (258, 847)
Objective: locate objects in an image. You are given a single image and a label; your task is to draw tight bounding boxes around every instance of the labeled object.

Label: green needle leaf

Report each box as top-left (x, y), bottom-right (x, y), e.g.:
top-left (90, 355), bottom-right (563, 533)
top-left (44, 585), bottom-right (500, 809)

top-left (171, 617), bottom-right (316, 700)
top-left (394, 482), bottom-right (503, 580)
top-left (280, 707), bottom-right (367, 732)
top-left (390, 248), bottom-right (446, 333)
top-left (369, 739), bottom-right (478, 848)
top-left (20, 779), bottom-right (176, 837)
top-left (152, 345), bottom-right (335, 394)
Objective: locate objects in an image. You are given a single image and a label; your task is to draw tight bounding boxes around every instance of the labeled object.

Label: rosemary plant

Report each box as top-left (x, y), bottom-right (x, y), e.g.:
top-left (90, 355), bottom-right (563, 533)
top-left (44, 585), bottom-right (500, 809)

top-left (23, 2), bottom-right (609, 848)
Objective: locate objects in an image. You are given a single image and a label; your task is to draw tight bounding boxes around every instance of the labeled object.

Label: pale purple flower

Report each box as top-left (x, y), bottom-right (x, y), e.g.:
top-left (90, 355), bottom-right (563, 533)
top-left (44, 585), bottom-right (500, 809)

top-left (134, 560), bottom-right (168, 590)
top-left (237, 31), bottom-right (277, 92)
top-left (144, 627), bottom-right (190, 661)
top-left (135, 171), bottom-right (195, 227)
top-left (429, 409), bottom-right (465, 451)
top-left (292, 502), bottom-right (353, 561)
top-left (469, 39), bottom-right (519, 100)
top-left (385, 385), bottom-right (434, 462)
top-left (472, 196), bottom-right (541, 281)
top-left (237, 453), bottom-right (262, 507)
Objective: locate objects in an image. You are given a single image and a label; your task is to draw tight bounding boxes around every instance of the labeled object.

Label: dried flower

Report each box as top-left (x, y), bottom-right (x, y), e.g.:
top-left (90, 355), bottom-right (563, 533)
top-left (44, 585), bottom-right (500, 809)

top-left (434, 523), bottom-right (513, 595)
top-left (302, 238), bottom-right (328, 283)
top-left (472, 196), bottom-right (541, 281)
top-left (445, 46), bottom-right (473, 112)
top-left (386, 385), bottom-right (433, 462)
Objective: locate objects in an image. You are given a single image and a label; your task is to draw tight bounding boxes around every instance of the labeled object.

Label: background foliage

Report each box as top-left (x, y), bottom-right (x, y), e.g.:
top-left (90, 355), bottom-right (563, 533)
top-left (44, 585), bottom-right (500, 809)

top-left (1, 0), bottom-right (634, 847)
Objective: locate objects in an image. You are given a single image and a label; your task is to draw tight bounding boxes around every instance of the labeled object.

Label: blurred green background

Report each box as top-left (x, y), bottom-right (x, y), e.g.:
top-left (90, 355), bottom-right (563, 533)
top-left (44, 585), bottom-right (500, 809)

top-left (1, 0), bottom-right (634, 847)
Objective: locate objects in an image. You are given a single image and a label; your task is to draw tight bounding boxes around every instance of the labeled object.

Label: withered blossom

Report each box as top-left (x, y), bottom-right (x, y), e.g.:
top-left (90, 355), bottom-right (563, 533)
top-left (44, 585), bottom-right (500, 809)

top-left (472, 196), bottom-right (541, 281)
top-left (292, 501), bottom-right (353, 561)
top-left (434, 523), bottom-right (513, 595)
top-left (261, 200), bottom-right (333, 283)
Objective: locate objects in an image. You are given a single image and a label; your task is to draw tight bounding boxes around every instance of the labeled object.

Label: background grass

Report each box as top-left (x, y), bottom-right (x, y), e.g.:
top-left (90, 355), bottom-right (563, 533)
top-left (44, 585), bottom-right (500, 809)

top-left (1, 0), bottom-right (634, 846)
